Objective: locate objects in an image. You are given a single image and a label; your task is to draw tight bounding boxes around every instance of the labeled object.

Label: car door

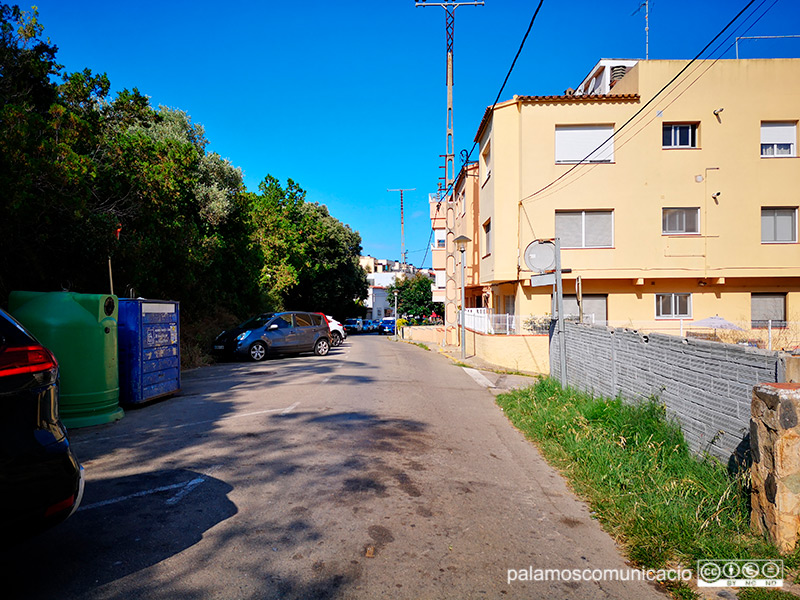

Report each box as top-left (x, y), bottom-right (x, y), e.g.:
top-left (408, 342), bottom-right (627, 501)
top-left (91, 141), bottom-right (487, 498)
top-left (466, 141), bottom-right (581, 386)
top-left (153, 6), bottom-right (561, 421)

top-left (264, 313), bottom-right (295, 351)
top-left (293, 312), bottom-right (317, 351)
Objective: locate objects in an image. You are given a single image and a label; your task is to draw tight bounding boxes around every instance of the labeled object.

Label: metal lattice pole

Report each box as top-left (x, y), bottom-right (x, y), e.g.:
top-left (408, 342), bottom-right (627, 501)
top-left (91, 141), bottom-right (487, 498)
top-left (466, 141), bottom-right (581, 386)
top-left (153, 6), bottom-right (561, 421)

top-left (416, 1), bottom-right (483, 346)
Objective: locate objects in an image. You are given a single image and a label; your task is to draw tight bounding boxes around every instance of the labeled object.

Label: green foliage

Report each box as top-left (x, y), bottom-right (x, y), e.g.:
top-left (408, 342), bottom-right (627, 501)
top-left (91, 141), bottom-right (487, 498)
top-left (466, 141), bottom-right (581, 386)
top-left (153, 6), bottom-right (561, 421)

top-left (0, 3), bottom-right (368, 364)
top-left (496, 379), bottom-right (788, 571)
top-left (386, 273), bottom-right (436, 319)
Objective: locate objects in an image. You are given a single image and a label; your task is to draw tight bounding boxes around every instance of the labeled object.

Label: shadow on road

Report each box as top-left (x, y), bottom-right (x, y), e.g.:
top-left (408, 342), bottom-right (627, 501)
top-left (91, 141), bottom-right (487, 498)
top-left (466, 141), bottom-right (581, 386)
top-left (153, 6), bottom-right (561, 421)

top-left (2, 469), bottom-right (236, 599)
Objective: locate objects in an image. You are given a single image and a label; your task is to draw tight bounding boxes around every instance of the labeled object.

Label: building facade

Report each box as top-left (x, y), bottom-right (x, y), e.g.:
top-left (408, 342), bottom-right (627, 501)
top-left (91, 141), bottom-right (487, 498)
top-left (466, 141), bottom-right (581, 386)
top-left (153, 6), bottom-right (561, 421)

top-left (467, 58), bottom-right (799, 347)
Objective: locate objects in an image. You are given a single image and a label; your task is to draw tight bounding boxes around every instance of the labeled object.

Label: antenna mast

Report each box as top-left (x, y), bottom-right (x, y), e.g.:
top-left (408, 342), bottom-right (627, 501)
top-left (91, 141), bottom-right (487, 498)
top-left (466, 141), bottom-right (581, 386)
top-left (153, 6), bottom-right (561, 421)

top-left (388, 188), bottom-right (416, 267)
top-left (415, 0), bottom-right (483, 346)
top-left (633, 1), bottom-right (651, 60)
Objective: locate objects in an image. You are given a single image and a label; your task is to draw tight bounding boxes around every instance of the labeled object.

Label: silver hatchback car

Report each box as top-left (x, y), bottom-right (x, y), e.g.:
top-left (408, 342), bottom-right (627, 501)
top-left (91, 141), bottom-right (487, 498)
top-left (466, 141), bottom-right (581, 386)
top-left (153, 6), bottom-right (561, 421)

top-left (213, 311), bottom-right (331, 361)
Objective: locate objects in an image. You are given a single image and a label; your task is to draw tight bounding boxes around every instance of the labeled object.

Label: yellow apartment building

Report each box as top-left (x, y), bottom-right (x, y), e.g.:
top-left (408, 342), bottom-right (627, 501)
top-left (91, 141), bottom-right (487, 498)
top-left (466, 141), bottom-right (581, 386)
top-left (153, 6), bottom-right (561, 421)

top-left (465, 58), bottom-right (800, 354)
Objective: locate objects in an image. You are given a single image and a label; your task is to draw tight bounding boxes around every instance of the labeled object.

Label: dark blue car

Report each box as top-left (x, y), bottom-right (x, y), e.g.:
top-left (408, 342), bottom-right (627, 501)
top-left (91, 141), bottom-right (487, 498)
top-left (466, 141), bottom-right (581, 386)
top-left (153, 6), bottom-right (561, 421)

top-left (379, 318), bottom-right (396, 335)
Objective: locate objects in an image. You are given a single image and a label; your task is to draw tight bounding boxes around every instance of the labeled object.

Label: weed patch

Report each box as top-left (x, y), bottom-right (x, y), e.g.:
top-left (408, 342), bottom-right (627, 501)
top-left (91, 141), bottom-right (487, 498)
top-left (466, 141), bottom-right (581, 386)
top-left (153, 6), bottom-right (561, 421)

top-left (496, 378), bottom-right (800, 573)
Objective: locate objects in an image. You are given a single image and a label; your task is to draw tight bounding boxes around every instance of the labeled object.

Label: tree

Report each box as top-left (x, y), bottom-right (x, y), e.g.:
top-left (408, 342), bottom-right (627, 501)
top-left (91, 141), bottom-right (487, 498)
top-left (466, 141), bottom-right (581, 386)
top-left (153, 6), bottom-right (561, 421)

top-left (386, 273), bottom-right (437, 320)
top-left (247, 176), bottom-right (367, 316)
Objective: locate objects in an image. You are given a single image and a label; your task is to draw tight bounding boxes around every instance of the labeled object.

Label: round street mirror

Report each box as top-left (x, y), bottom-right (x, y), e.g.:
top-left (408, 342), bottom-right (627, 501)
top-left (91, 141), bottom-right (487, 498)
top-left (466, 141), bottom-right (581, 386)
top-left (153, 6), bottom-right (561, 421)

top-left (523, 240), bottom-right (556, 273)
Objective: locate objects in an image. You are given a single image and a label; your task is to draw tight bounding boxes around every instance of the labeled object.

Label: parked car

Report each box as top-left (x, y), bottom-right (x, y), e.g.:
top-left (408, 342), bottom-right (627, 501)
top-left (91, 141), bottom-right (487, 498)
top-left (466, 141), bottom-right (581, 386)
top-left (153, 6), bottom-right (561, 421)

top-left (0, 307), bottom-right (84, 539)
top-left (344, 318), bottom-right (363, 334)
top-left (325, 315), bottom-right (346, 347)
top-left (213, 311), bottom-right (331, 361)
top-left (379, 317), bottom-right (396, 335)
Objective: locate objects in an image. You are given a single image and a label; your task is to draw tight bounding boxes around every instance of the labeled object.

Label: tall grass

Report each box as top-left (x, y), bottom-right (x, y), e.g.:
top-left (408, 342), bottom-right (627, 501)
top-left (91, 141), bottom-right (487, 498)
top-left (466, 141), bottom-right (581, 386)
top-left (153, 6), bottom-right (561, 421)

top-left (496, 378), bottom-right (798, 570)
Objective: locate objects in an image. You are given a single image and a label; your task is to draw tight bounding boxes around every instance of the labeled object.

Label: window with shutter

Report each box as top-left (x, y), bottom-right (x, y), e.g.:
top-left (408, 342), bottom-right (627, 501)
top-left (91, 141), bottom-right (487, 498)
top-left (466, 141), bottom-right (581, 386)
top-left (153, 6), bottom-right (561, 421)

top-left (554, 125), bottom-right (614, 164)
top-left (555, 210), bottom-right (613, 248)
top-left (760, 122), bottom-right (797, 157)
top-left (751, 293), bottom-right (787, 329)
top-left (761, 207), bottom-right (797, 243)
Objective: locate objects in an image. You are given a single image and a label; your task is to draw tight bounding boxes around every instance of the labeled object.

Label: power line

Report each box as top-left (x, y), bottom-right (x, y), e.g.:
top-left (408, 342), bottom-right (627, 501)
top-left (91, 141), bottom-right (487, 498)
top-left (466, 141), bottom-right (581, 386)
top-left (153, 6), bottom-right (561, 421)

top-left (521, 0), bottom-right (759, 203)
top-left (520, 0), bottom-right (776, 203)
top-left (418, 0), bottom-right (546, 268)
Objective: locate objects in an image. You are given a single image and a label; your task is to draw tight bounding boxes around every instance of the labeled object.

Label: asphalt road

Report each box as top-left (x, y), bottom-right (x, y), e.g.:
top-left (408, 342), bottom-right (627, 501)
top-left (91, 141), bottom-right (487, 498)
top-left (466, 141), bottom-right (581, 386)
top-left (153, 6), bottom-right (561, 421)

top-left (3, 335), bottom-right (666, 599)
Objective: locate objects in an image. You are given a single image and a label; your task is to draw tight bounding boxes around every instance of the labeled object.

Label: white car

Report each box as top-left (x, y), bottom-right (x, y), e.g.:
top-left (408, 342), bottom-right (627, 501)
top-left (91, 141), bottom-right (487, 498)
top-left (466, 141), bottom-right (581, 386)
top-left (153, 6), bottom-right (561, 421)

top-left (325, 315), bottom-right (346, 347)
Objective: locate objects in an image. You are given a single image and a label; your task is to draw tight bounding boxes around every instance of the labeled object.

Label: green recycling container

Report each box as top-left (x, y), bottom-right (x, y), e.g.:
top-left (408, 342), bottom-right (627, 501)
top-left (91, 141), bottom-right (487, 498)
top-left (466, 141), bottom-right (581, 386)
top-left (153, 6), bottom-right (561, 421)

top-left (9, 291), bottom-right (124, 428)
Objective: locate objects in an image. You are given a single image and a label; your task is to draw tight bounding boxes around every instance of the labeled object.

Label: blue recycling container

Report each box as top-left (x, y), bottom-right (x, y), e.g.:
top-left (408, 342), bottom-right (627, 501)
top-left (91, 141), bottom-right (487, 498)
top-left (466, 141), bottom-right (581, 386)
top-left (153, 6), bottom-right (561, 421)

top-left (118, 299), bottom-right (180, 405)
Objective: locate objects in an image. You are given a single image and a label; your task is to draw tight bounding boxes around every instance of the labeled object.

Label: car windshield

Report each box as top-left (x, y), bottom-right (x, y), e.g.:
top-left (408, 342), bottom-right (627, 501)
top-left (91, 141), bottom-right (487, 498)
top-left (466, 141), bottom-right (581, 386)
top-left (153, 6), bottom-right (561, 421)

top-left (239, 313), bottom-right (274, 330)
top-left (345, 319), bottom-right (359, 325)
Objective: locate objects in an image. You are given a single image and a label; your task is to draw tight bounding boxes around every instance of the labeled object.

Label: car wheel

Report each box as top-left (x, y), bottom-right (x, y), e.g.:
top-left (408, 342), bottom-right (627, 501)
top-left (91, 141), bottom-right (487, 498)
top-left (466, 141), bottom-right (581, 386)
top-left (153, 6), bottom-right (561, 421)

top-left (314, 338), bottom-right (330, 356)
top-left (249, 341), bottom-right (267, 361)
top-left (331, 331), bottom-right (342, 347)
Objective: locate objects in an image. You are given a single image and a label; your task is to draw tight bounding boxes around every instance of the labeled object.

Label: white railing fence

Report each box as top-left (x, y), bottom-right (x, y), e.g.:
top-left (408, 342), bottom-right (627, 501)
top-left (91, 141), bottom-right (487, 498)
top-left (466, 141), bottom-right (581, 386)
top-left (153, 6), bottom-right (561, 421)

top-left (460, 309), bottom-right (800, 350)
top-left (461, 309), bottom-right (551, 336)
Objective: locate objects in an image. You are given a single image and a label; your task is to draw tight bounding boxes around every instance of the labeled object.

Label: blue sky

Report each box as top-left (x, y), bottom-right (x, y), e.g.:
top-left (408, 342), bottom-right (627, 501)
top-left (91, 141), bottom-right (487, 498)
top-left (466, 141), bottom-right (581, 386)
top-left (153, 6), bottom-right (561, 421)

top-left (28, 0), bottom-right (800, 267)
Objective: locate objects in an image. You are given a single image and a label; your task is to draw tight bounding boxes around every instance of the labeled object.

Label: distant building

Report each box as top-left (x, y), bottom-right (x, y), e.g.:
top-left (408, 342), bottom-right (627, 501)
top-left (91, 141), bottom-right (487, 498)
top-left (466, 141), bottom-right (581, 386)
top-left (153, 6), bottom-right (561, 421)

top-left (359, 255), bottom-right (432, 319)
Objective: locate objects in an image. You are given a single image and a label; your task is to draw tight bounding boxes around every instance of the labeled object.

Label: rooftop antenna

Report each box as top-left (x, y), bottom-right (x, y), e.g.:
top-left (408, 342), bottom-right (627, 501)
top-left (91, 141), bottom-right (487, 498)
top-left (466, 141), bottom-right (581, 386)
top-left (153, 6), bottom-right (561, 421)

top-left (388, 188), bottom-right (416, 267)
top-left (632, 1), bottom-right (652, 60)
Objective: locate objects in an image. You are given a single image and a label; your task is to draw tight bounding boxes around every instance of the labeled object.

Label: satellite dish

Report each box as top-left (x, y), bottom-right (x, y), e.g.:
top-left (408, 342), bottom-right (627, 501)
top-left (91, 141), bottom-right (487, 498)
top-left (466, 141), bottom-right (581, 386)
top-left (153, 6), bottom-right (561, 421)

top-left (523, 240), bottom-right (556, 273)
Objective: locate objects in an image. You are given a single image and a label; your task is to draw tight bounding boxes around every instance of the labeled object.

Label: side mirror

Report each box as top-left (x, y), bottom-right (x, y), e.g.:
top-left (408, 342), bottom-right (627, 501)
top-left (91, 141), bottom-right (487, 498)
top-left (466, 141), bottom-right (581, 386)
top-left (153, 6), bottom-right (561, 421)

top-left (268, 323), bottom-right (279, 331)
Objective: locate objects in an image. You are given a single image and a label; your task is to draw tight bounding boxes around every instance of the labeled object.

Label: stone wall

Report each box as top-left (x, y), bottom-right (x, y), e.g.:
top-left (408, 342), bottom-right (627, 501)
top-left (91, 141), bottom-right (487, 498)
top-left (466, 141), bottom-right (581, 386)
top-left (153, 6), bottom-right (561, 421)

top-left (750, 383), bottom-right (800, 553)
top-left (551, 322), bottom-right (785, 462)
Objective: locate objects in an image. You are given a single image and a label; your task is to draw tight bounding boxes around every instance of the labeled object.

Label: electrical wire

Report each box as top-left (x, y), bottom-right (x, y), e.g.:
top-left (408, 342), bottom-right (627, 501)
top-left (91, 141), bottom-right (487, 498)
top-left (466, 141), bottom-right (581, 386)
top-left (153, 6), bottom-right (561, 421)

top-left (520, 0), bottom-right (760, 203)
top-left (523, 0), bottom-right (778, 204)
top-left (417, 0), bottom-right (546, 268)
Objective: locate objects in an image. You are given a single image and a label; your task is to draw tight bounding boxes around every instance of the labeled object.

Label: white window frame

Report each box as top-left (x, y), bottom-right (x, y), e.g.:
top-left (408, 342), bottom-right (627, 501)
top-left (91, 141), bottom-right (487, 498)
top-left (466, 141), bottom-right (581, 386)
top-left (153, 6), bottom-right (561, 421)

top-left (554, 124), bottom-right (615, 164)
top-left (655, 293), bottom-right (692, 319)
top-left (662, 123), bottom-right (698, 149)
top-left (761, 207), bottom-right (798, 244)
top-left (434, 229), bottom-right (446, 249)
top-left (662, 207), bottom-right (700, 235)
top-left (760, 122), bottom-right (797, 158)
top-left (555, 210), bottom-right (614, 249)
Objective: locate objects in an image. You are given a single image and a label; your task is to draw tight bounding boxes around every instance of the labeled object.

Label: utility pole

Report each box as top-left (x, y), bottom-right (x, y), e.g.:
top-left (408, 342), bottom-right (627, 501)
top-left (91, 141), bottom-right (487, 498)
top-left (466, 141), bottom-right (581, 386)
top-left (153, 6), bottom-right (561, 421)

top-left (388, 188), bottom-right (416, 268)
top-left (415, 0), bottom-right (483, 346)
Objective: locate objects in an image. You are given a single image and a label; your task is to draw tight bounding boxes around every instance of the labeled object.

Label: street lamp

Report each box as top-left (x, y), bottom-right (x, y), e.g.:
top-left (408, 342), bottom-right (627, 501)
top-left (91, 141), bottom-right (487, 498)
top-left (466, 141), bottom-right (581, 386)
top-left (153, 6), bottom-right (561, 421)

top-left (393, 289), bottom-right (399, 341)
top-left (453, 234), bottom-right (471, 360)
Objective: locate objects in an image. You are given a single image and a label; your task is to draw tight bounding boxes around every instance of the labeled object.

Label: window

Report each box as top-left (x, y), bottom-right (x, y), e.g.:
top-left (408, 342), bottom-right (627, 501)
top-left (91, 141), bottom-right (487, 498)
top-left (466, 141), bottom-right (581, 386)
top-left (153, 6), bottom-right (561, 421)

top-left (435, 229), bottom-right (446, 249)
top-left (294, 313), bottom-right (312, 327)
top-left (761, 207), bottom-right (797, 243)
top-left (555, 210), bottom-right (613, 248)
top-left (751, 293), bottom-right (787, 328)
top-left (504, 295), bottom-right (515, 316)
top-left (562, 295), bottom-right (608, 325)
top-left (662, 123), bottom-right (698, 148)
top-left (483, 219), bottom-right (492, 256)
top-left (272, 314), bottom-right (293, 329)
top-left (662, 208), bottom-right (700, 234)
top-left (480, 140), bottom-right (491, 184)
top-left (554, 125), bottom-right (614, 164)
top-left (760, 122), bottom-right (796, 157)
top-left (655, 293), bottom-right (691, 319)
